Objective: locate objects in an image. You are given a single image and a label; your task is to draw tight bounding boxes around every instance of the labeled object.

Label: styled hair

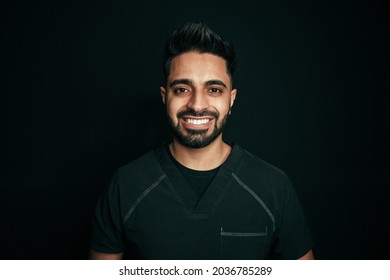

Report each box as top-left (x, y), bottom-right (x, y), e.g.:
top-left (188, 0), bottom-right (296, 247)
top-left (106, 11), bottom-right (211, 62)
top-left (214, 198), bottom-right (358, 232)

top-left (163, 22), bottom-right (236, 81)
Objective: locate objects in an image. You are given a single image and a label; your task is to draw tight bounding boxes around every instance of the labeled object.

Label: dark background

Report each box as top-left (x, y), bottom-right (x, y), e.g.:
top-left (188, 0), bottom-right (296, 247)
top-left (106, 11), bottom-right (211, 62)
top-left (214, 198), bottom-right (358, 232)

top-left (1, 0), bottom-right (389, 259)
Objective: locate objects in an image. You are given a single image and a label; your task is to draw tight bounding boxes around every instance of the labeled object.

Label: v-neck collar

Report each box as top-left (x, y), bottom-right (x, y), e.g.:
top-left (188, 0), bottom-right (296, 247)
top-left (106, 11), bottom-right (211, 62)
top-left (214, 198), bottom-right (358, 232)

top-left (155, 142), bottom-right (243, 216)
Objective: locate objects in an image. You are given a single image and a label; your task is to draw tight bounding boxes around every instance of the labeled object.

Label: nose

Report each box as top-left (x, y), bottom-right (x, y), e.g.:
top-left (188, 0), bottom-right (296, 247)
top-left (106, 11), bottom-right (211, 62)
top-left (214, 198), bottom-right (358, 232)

top-left (187, 91), bottom-right (209, 111)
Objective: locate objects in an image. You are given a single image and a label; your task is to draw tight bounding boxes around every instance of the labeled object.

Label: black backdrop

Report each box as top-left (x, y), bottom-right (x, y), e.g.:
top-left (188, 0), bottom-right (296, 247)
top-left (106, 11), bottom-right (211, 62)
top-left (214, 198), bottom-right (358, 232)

top-left (1, 0), bottom-right (389, 259)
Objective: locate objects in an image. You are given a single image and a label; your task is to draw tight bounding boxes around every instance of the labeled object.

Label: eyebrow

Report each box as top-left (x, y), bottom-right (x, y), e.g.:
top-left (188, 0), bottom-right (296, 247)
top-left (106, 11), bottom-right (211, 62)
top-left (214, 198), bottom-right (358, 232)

top-left (169, 79), bottom-right (227, 88)
top-left (206, 80), bottom-right (227, 88)
top-left (169, 79), bottom-right (192, 88)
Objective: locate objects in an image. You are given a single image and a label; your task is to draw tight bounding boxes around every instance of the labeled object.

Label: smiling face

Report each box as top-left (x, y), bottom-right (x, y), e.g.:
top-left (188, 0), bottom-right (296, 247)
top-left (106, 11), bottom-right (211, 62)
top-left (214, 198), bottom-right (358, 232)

top-left (160, 51), bottom-right (237, 148)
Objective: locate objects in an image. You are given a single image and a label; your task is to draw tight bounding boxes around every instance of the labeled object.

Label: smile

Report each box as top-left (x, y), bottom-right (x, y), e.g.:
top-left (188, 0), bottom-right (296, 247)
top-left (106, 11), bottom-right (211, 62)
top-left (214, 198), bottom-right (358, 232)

top-left (185, 118), bottom-right (211, 125)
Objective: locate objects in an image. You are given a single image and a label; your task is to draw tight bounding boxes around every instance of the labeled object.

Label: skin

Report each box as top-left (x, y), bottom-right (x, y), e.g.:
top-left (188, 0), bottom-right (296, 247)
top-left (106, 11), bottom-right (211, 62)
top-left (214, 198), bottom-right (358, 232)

top-left (160, 51), bottom-right (237, 170)
top-left (89, 250), bottom-right (123, 260)
top-left (89, 51), bottom-right (314, 260)
top-left (299, 250), bottom-right (315, 260)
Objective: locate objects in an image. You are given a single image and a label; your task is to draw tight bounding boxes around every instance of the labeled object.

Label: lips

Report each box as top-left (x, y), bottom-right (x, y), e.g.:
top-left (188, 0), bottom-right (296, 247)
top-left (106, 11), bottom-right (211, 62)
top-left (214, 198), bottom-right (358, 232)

top-left (177, 109), bottom-right (218, 130)
top-left (180, 117), bottom-right (214, 129)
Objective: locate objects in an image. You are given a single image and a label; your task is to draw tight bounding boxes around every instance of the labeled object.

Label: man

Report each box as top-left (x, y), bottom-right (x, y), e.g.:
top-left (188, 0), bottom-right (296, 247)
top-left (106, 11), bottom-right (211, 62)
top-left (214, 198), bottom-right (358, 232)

top-left (89, 22), bottom-right (314, 260)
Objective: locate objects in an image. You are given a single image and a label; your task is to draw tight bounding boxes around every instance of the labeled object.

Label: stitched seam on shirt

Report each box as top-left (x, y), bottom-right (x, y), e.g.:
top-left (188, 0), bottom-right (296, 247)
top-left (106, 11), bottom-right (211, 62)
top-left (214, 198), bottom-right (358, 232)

top-left (221, 231), bottom-right (267, 237)
top-left (232, 173), bottom-right (276, 232)
top-left (123, 174), bottom-right (166, 223)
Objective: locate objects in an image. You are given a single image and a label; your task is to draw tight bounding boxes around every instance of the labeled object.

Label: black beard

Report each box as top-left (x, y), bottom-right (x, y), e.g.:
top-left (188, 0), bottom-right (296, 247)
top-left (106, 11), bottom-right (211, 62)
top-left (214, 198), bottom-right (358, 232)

top-left (167, 109), bottom-right (229, 148)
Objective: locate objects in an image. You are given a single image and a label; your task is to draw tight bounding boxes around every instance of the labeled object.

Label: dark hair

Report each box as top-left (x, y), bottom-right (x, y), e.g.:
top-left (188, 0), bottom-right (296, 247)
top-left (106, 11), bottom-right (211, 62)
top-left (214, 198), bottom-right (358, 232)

top-left (163, 22), bottom-right (236, 81)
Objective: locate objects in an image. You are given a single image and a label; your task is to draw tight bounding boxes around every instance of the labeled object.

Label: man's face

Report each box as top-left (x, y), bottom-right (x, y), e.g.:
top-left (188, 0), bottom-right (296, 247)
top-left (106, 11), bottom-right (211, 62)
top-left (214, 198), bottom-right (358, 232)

top-left (160, 51), bottom-right (237, 148)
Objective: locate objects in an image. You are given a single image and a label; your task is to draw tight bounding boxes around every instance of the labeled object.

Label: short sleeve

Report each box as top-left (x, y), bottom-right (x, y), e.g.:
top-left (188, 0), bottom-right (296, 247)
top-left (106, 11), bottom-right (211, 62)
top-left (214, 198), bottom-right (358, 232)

top-left (90, 173), bottom-right (126, 253)
top-left (270, 178), bottom-right (313, 259)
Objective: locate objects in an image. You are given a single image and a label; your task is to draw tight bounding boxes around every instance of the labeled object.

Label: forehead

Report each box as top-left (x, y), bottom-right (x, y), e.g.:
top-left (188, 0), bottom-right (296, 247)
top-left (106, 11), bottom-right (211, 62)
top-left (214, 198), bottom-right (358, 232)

top-left (169, 51), bottom-right (231, 84)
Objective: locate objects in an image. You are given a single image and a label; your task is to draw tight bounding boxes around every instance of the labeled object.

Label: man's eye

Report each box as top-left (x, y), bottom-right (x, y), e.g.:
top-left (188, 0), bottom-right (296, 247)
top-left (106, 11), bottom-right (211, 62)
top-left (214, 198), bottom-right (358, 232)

top-left (174, 88), bottom-right (189, 94)
top-left (209, 88), bottom-right (222, 94)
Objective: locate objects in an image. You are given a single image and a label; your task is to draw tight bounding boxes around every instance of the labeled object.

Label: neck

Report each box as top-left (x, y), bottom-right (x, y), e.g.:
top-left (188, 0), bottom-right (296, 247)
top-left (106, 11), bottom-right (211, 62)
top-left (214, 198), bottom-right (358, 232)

top-left (169, 135), bottom-right (231, 171)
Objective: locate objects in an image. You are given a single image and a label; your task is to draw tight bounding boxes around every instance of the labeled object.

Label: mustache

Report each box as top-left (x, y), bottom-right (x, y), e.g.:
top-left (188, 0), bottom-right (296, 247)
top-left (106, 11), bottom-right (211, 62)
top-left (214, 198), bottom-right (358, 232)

top-left (177, 108), bottom-right (219, 119)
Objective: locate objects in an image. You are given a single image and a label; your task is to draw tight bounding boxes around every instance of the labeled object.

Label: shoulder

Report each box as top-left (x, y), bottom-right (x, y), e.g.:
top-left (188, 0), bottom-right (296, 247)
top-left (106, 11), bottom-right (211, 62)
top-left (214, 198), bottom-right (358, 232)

top-left (233, 144), bottom-right (292, 190)
top-left (101, 146), bottom-right (167, 217)
top-left (116, 149), bottom-right (161, 179)
top-left (112, 146), bottom-right (166, 194)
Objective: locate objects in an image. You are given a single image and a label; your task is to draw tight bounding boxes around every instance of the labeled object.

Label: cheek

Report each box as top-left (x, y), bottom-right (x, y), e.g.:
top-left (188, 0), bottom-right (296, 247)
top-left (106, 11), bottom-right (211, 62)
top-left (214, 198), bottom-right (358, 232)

top-left (166, 98), bottom-right (181, 119)
top-left (215, 99), bottom-right (231, 115)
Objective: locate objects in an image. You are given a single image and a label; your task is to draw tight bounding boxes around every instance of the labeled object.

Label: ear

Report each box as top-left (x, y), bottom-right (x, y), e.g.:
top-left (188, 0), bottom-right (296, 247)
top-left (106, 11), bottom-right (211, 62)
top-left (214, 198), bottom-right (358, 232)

top-left (160, 86), bottom-right (167, 104)
top-left (230, 89), bottom-right (237, 109)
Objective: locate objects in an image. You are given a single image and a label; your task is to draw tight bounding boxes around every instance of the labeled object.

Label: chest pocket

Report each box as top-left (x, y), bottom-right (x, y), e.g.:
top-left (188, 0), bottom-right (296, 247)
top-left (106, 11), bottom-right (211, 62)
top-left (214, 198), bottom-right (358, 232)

top-left (220, 227), bottom-right (268, 259)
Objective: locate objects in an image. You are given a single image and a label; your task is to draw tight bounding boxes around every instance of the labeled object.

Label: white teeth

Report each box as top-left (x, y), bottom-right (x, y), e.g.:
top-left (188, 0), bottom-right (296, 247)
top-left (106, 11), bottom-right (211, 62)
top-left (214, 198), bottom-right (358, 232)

top-left (186, 118), bottom-right (210, 125)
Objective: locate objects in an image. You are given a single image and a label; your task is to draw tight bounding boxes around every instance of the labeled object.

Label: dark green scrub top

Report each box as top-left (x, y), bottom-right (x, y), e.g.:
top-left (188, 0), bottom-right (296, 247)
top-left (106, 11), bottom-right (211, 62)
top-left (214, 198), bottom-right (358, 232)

top-left (90, 143), bottom-right (313, 259)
